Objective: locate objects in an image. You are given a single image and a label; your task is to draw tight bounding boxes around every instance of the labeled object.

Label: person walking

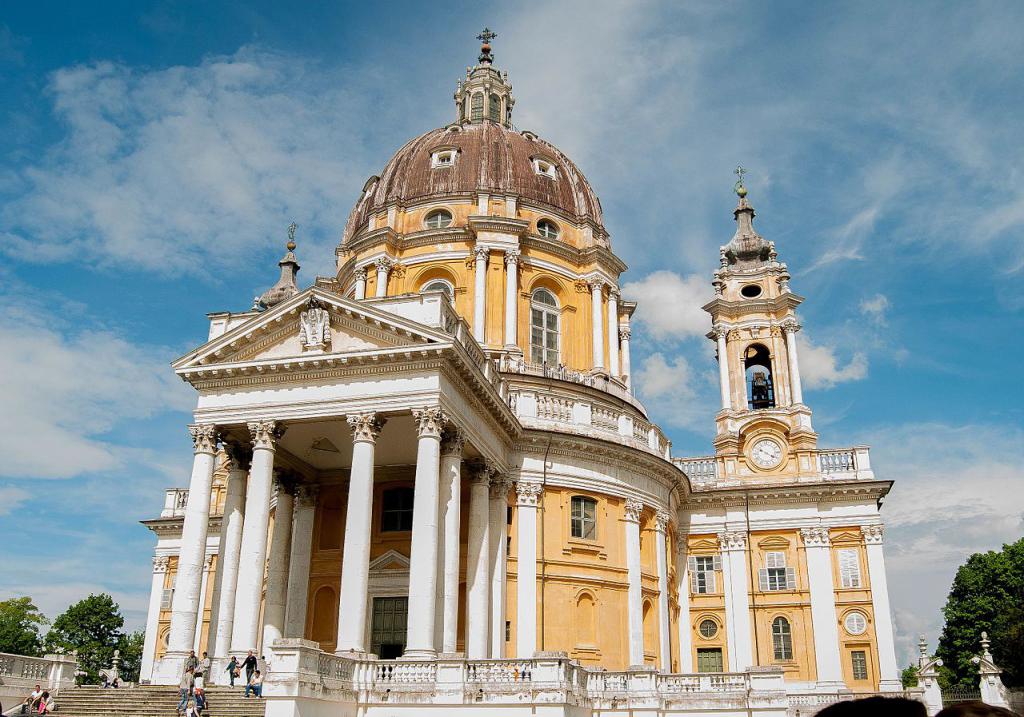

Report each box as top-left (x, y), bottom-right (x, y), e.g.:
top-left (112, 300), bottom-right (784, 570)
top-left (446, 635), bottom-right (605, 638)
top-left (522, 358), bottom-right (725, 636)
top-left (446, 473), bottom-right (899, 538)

top-left (225, 657), bottom-right (239, 687)
top-left (193, 672), bottom-right (206, 713)
top-left (242, 651), bottom-right (257, 687)
top-left (176, 667), bottom-right (193, 715)
top-left (184, 650), bottom-right (199, 675)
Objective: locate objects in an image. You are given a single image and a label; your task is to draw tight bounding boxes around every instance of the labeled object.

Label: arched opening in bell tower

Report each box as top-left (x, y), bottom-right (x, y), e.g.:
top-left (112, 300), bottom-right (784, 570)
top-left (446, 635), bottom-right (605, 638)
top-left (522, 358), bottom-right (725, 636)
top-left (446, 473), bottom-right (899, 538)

top-left (744, 343), bottom-right (776, 410)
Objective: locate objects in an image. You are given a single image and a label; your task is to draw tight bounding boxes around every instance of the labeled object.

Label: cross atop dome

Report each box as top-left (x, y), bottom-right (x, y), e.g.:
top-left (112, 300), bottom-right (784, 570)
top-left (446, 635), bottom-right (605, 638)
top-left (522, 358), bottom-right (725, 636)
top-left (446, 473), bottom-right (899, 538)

top-left (454, 28), bottom-right (515, 127)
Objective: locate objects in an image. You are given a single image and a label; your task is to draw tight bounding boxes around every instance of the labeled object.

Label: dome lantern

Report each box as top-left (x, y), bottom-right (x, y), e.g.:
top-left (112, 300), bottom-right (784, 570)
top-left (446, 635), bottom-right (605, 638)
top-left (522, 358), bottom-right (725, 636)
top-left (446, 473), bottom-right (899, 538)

top-left (454, 28), bottom-right (515, 128)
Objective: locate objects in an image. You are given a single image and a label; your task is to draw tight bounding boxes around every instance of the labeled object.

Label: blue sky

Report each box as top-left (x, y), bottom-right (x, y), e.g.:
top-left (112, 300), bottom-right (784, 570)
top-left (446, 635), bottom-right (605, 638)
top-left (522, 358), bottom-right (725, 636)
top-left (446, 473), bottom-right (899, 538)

top-left (1, 1), bottom-right (1021, 667)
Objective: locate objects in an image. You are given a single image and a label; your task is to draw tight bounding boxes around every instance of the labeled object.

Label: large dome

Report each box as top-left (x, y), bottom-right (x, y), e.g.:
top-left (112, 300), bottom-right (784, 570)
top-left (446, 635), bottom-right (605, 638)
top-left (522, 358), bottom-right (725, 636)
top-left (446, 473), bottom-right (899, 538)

top-left (342, 122), bottom-right (605, 244)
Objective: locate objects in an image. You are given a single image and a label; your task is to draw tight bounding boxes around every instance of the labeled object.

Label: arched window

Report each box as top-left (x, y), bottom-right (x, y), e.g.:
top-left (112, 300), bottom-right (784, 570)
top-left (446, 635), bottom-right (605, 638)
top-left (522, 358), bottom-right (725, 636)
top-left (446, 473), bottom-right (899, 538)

top-left (744, 343), bottom-right (776, 409)
top-left (772, 617), bottom-right (793, 661)
top-left (421, 279), bottom-right (453, 299)
top-left (471, 94), bottom-right (484, 121)
top-left (488, 94), bottom-right (501, 122)
top-left (570, 496), bottom-right (597, 539)
top-left (537, 219), bottom-right (560, 239)
top-left (424, 209), bottom-right (453, 229)
top-left (530, 288), bottom-right (560, 366)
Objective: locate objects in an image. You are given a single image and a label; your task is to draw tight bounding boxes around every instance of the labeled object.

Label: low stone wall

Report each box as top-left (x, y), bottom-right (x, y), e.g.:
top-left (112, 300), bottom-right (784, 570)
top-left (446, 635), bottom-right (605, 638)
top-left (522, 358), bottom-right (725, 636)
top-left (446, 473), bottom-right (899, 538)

top-left (0, 653), bottom-right (78, 708)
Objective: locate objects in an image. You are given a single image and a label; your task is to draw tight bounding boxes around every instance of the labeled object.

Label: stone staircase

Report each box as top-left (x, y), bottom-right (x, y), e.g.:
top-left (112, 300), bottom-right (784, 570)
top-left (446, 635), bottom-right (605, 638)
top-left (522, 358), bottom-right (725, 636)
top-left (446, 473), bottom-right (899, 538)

top-left (55, 685), bottom-right (266, 717)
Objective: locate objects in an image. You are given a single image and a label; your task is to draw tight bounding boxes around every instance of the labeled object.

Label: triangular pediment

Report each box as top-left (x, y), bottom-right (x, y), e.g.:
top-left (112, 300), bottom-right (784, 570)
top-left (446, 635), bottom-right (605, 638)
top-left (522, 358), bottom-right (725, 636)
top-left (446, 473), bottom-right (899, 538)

top-left (690, 538), bottom-right (720, 551)
top-left (757, 536), bottom-right (791, 549)
top-left (368, 549), bottom-right (409, 572)
top-left (831, 530), bottom-right (862, 545)
top-left (174, 287), bottom-right (449, 370)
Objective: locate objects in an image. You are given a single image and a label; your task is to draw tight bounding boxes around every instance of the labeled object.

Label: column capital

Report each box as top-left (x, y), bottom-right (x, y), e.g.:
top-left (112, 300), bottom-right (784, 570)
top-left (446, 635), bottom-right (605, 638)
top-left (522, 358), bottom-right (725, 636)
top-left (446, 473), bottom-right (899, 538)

top-left (273, 469), bottom-right (301, 495)
top-left (223, 439), bottom-right (253, 472)
top-left (466, 460), bottom-right (494, 485)
top-left (624, 498), bottom-right (644, 523)
top-left (711, 323), bottom-right (729, 340)
top-left (295, 483), bottom-right (320, 506)
top-left (781, 318), bottom-right (802, 334)
top-left (354, 267), bottom-right (367, 281)
top-left (655, 510), bottom-right (671, 534)
top-left (347, 413), bottom-right (385, 443)
top-left (618, 326), bottom-right (632, 341)
top-left (189, 424), bottom-right (219, 454)
top-left (490, 473), bottom-right (514, 497)
top-left (153, 555), bottom-right (170, 573)
top-left (861, 524), bottom-right (885, 545)
top-left (374, 256), bottom-right (394, 273)
top-left (718, 530), bottom-right (747, 552)
top-left (504, 248), bottom-right (521, 266)
top-left (248, 420), bottom-right (283, 450)
top-left (607, 287), bottom-right (620, 302)
top-left (588, 277), bottom-right (606, 293)
top-left (800, 526), bottom-right (831, 547)
top-left (473, 246), bottom-right (490, 262)
top-left (439, 426), bottom-right (466, 457)
top-left (515, 480), bottom-right (542, 507)
top-left (413, 406), bottom-right (448, 439)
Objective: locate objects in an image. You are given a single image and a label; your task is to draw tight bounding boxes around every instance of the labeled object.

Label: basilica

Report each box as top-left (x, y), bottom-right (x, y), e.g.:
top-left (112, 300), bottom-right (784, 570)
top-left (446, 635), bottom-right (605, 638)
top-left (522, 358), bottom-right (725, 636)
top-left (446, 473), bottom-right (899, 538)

top-left (139, 34), bottom-right (902, 715)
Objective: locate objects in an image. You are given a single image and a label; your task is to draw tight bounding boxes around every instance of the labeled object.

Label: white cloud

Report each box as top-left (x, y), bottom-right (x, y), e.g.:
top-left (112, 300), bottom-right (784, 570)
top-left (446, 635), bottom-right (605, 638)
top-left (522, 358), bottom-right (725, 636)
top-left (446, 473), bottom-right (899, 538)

top-left (1, 49), bottom-right (385, 275)
top-left (0, 486), bottom-right (31, 515)
top-left (634, 352), bottom-right (713, 430)
top-left (859, 293), bottom-right (891, 326)
top-left (621, 271), bottom-right (709, 342)
top-left (797, 334), bottom-right (868, 390)
top-left (0, 297), bottom-right (194, 480)
top-left (864, 423), bottom-right (1024, 664)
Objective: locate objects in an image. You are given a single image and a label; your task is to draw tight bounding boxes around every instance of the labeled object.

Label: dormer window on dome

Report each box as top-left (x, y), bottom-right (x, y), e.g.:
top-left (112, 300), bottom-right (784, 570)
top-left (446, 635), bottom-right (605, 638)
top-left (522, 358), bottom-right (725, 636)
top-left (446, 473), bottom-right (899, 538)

top-left (537, 219), bottom-right (560, 239)
top-left (533, 158), bottom-right (557, 179)
top-left (430, 149), bottom-right (458, 169)
top-left (424, 209), bottom-right (453, 229)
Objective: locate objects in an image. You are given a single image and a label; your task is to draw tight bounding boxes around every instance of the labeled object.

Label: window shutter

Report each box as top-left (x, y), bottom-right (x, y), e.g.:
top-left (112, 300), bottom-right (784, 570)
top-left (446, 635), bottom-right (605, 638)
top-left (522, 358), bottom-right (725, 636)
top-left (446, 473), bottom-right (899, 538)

top-left (687, 556), bottom-right (698, 573)
top-left (690, 571), bottom-right (700, 594)
top-left (161, 588), bottom-right (173, 609)
top-left (758, 568), bottom-right (769, 592)
top-left (707, 571), bottom-right (717, 594)
top-left (712, 555), bottom-right (723, 571)
top-left (786, 567), bottom-right (797, 590)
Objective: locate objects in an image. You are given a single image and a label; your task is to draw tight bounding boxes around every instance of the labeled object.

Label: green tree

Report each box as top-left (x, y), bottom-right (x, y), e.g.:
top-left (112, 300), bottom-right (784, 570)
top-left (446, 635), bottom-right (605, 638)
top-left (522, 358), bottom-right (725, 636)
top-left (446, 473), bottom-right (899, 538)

top-left (901, 663), bottom-right (919, 689)
top-left (936, 537), bottom-right (1024, 688)
top-left (0, 597), bottom-right (48, 656)
top-left (45, 593), bottom-right (125, 684)
top-left (117, 630), bottom-right (145, 683)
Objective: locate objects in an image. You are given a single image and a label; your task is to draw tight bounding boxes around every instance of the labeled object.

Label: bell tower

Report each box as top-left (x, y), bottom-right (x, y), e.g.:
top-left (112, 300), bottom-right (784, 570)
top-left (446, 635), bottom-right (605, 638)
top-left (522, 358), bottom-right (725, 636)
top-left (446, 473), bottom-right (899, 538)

top-left (703, 170), bottom-right (817, 480)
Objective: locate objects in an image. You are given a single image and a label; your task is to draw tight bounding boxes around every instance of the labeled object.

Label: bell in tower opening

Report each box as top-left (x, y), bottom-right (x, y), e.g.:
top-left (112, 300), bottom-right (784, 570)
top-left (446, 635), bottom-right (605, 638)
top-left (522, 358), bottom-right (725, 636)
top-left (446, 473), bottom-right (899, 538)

top-left (750, 371), bottom-right (774, 409)
top-left (744, 343), bottom-right (776, 410)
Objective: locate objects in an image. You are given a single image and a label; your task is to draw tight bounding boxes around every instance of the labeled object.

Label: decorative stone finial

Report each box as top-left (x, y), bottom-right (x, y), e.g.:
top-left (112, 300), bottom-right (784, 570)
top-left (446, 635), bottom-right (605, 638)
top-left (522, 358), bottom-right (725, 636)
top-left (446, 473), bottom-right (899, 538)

top-left (477, 27), bottom-right (497, 64)
top-left (254, 224), bottom-right (302, 310)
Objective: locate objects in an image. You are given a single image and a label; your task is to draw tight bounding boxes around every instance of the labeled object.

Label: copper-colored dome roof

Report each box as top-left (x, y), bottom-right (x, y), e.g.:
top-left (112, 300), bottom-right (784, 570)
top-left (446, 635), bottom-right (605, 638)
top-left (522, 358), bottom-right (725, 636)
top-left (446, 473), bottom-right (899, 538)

top-left (343, 122), bottom-right (604, 243)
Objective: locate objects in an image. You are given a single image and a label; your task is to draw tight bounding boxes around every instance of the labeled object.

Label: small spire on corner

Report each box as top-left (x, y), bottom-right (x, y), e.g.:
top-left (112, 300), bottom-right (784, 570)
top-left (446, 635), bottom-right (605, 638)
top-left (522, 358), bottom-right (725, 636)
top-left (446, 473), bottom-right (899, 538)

top-left (253, 222), bottom-right (301, 311)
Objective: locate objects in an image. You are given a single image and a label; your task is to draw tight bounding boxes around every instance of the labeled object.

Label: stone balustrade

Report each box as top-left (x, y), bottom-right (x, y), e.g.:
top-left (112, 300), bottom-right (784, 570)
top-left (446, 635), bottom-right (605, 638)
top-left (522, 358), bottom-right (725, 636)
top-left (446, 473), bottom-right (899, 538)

top-left (673, 445), bottom-right (875, 486)
top-left (499, 355), bottom-right (638, 407)
top-left (160, 488), bottom-right (189, 517)
top-left (0, 652), bottom-right (78, 703)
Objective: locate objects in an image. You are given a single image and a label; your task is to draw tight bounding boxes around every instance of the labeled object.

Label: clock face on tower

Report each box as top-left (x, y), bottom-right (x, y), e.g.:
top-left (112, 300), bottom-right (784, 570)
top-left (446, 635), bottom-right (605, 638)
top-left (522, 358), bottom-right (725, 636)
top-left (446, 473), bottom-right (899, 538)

top-left (750, 438), bottom-right (783, 470)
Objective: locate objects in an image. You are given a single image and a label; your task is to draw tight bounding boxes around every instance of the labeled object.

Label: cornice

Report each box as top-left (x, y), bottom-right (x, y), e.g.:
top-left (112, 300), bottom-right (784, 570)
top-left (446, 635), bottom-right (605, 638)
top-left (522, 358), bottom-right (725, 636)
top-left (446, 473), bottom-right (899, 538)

top-left (468, 215), bottom-right (530, 236)
top-left (685, 479), bottom-right (893, 508)
top-left (701, 293), bottom-right (806, 320)
top-left (140, 516), bottom-right (223, 535)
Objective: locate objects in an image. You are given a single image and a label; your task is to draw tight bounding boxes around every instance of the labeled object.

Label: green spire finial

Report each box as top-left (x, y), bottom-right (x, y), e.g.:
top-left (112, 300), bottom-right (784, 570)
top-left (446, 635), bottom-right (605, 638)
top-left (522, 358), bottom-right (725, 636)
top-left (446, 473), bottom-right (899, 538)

top-left (734, 166), bottom-right (748, 197)
top-left (286, 222), bottom-right (297, 251)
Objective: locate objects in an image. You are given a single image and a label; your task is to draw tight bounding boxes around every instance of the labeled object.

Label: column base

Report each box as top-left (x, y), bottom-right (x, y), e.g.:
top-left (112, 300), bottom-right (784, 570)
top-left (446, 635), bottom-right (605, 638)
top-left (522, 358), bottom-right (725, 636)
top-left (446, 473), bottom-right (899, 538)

top-left (151, 652), bottom-right (189, 685)
top-left (399, 649), bottom-right (437, 660)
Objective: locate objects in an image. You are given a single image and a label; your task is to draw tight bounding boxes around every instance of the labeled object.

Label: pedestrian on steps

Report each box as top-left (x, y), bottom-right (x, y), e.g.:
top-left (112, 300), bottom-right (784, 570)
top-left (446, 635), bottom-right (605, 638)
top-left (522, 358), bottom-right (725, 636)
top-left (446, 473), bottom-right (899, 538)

top-left (242, 651), bottom-right (257, 687)
top-left (225, 657), bottom-right (239, 687)
top-left (177, 667), bottom-right (194, 714)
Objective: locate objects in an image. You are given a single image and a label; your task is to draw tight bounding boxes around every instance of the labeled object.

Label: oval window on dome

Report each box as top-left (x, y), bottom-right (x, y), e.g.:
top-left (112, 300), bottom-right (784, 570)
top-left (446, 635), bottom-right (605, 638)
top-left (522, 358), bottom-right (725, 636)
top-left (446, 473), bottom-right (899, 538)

top-left (741, 284), bottom-right (763, 299)
top-left (537, 219), bottom-right (560, 239)
top-left (424, 209), bottom-right (453, 229)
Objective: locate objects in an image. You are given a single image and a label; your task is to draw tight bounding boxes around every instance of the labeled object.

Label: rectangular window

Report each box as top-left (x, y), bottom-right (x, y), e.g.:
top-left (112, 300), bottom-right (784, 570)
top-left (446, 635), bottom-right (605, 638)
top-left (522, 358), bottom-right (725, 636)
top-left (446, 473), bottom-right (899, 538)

top-left (696, 648), bottom-right (724, 673)
top-left (505, 621), bottom-right (511, 642)
top-left (380, 487), bottom-right (414, 532)
top-left (689, 555), bottom-right (721, 594)
top-left (570, 496), bottom-right (597, 540)
top-left (759, 551), bottom-right (797, 591)
top-left (851, 650), bottom-right (868, 680)
top-left (838, 548), bottom-right (862, 588)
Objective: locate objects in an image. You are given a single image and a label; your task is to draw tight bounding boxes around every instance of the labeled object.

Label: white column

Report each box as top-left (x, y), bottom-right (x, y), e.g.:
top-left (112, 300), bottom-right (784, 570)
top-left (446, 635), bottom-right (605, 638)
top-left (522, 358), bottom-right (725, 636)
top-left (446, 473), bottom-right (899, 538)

top-left (514, 480), bottom-right (541, 658)
top-left (737, 347), bottom-right (749, 410)
top-left (439, 428), bottom-right (465, 654)
top-left (784, 321), bottom-right (804, 405)
top-left (624, 499), bottom-right (644, 666)
top-left (141, 556), bottom-right (169, 682)
top-left (284, 485), bottom-right (318, 638)
top-left (335, 413), bottom-right (383, 653)
top-left (715, 326), bottom-right (732, 410)
top-left (465, 463), bottom-right (492, 659)
top-left (374, 257), bottom-right (392, 298)
top-left (719, 531), bottom-right (753, 671)
top-left (589, 279), bottom-right (605, 370)
top-left (165, 425), bottom-right (219, 659)
top-left (802, 527), bottom-right (844, 687)
top-left (193, 555), bottom-right (213, 653)
top-left (405, 407), bottom-right (446, 658)
top-left (212, 447), bottom-right (248, 661)
top-left (490, 476), bottom-right (513, 658)
top-left (863, 524), bottom-right (901, 690)
top-left (654, 511), bottom-right (672, 672)
top-left (230, 420), bottom-right (280, 655)
top-left (473, 247), bottom-right (489, 342)
top-left (261, 475), bottom-right (296, 649)
top-left (503, 249), bottom-right (520, 347)
top-left (606, 289), bottom-right (620, 377)
top-left (675, 537), bottom-right (693, 672)
top-left (354, 268), bottom-right (367, 300)
top-left (619, 327), bottom-right (633, 389)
